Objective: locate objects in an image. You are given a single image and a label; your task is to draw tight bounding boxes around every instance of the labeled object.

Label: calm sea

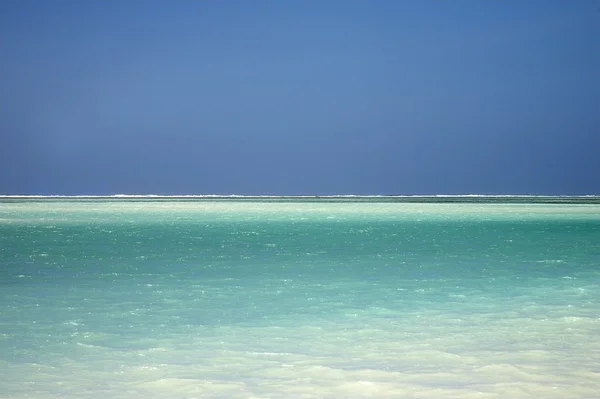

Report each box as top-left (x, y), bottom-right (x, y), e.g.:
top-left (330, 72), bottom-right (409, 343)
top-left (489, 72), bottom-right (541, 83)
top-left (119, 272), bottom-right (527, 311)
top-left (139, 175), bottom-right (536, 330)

top-left (1, 197), bottom-right (599, 398)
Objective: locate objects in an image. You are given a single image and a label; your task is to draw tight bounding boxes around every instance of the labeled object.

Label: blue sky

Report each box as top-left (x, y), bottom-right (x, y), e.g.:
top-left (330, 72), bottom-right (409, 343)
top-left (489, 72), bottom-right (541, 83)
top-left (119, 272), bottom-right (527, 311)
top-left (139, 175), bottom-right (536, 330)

top-left (1, 0), bottom-right (599, 195)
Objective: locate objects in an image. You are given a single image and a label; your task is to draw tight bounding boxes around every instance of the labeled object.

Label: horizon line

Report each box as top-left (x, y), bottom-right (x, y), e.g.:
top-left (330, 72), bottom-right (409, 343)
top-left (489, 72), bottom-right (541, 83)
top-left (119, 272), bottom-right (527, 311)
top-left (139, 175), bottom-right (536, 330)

top-left (1, 194), bottom-right (599, 199)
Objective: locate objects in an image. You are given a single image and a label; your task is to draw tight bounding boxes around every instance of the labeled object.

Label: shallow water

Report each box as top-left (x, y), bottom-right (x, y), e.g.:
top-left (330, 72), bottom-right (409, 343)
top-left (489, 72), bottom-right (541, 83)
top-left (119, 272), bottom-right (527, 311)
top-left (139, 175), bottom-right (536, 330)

top-left (1, 198), bottom-right (599, 398)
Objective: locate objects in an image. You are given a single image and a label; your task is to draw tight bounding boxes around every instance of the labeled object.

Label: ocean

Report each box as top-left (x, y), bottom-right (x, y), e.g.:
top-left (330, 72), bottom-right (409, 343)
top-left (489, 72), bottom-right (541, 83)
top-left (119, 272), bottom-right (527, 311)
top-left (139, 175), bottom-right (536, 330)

top-left (1, 197), bottom-right (599, 398)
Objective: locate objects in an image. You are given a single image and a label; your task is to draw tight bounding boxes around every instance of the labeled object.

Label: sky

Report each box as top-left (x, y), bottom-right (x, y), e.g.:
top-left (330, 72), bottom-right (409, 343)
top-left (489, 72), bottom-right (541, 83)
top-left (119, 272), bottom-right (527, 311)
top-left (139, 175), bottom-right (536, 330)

top-left (1, 0), bottom-right (599, 195)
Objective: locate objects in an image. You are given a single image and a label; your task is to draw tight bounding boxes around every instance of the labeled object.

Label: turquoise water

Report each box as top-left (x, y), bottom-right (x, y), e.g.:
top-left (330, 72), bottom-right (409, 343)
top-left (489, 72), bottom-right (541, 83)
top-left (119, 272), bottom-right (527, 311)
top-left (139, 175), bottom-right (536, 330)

top-left (1, 198), bottom-right (599, 398)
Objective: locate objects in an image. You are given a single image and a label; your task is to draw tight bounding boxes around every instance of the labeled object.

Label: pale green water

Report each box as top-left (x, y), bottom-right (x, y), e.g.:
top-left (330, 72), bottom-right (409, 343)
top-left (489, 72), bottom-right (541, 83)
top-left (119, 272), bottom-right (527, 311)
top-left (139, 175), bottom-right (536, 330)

top-left (1, 198), bottom-right (599, 398)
